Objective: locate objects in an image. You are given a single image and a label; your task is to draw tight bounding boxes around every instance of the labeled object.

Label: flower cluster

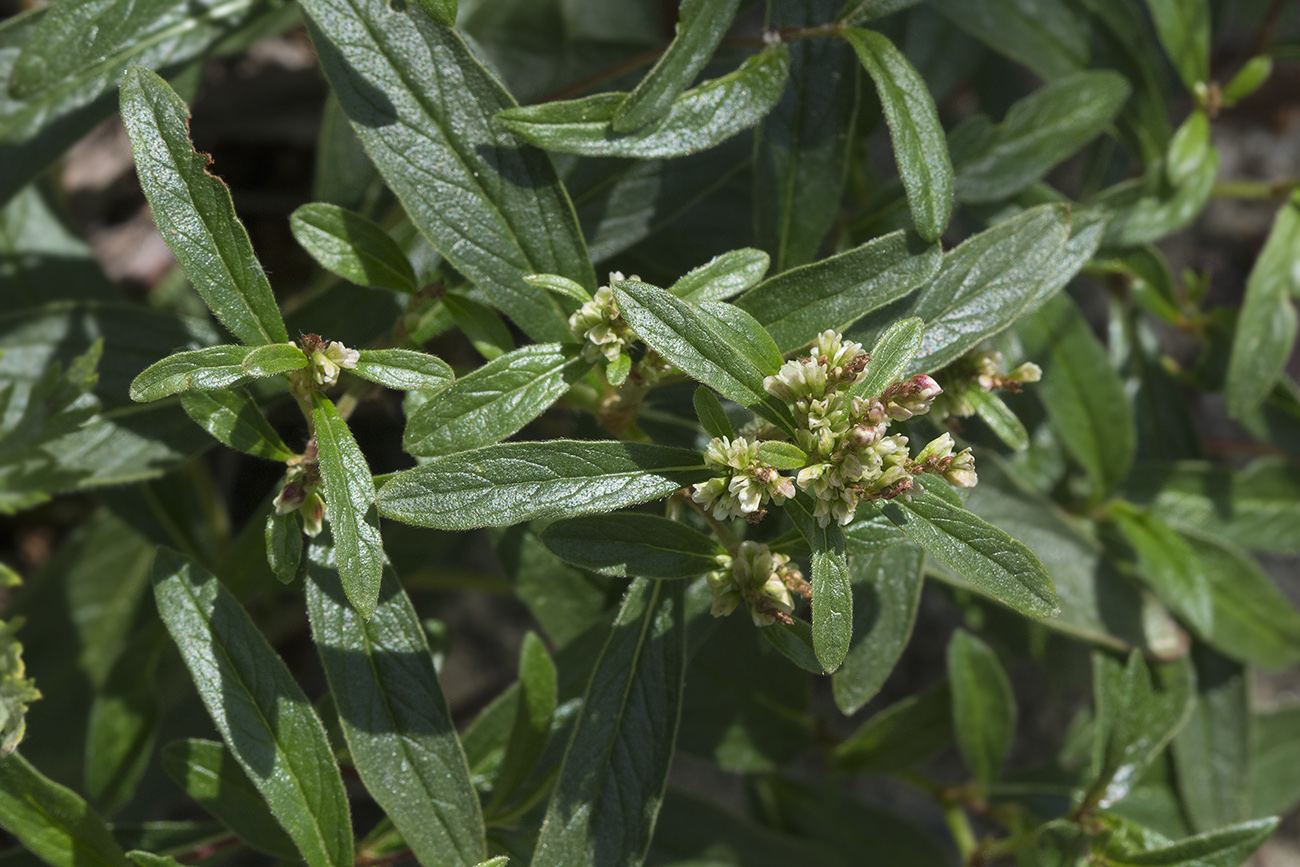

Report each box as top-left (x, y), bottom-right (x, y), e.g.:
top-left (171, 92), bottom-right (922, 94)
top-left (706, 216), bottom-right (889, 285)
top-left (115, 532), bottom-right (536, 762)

top-left (273, 442), bottom-right (325, 536)
top-left (299, 333), bottom-right (359, 388)
top-left (568, 272), bottom-right (636, 364)
top-left (931, 349), bottom-right (1041, 419)
top-left (692, 329), bottom-right (978, 528)
top-left (707, 541), bottom-right (811, 626)
top-left (691, 436), bottom-right (796, 521)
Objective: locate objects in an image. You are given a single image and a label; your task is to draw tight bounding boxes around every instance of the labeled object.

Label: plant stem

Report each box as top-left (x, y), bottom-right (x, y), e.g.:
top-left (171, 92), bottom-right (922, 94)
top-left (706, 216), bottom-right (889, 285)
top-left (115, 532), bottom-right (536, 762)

top-left (1212, 177), bottom-right (1300, 200)
top-left (943, 801), bottom-right (979, 862)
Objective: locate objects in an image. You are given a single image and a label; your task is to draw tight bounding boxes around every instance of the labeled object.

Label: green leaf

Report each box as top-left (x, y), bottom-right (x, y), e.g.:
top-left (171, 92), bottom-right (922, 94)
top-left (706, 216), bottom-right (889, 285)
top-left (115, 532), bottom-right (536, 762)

top-left (1171, 645), bottom-right (1251, 834)
top-left (1252, 703), bottom-right (1300, 817)
top-left (961, 458), bottom-right (1168, 653)
top-left (737, 230), bottom-right (939, 355)
top-left (1225, 193), bottom-right (1300, 419)
top-left (151, 549), bottom-right (352, 867)
top-left (126, 853), bottom-right (181, 867)
top-left (305, 548), bottom-right (487, 867)
top-left (1221, 56), bottom-right (1272, 107)
top-left (947, 629), bottom-right (1016, 786)
top-left (670, 249), bottom-right (771, 302)
top-left (1144, 0), bottom-right (1210, 89)
top-left (927, 0), bottom-right (1090, 80)
top-left (129, 344), bottom-right (307, 402)
top-left (526, 273), bottom-right (593, 305)
top-left (402, 343), bottom-right (588, 457)
top-left (834, 680), bottom-right (953, 773)
top-left (756, 441), bottom-right (807, 470)
top-left (180, 388), bottom-right (295, 462)
top-left (486, 631), bottom-right (557, 815)
top-left (832, 544), bottom-right (924, 714)
top-left (692, 386), bottom-right (733, 439)
top-left (837, 0), bottom-right (920, 25)
top-left (1178, 530), bottom-right (1300, 668)
top-left (761, 619), bottom-right (826, 674)
top-left (851, 317), bottom-right (923, 401)
top-left (1165, 112), bottom-right (1210, 187)
top-left (377, 440), bottom-right (710, 530)
top-left (873, 486), bottom-right (1058, 618)
top-left (311, 394), bottom-right (383, 619)
top-left (756, 1), bottom-right (859, 271)
top-left (843, 28), bottom-right (953, 243)
top-left (540, 514), bottom-right (724, 578)
top-left (495, 48), bottom-right (791, 159)
top-left (905, 203), bottom-right (1072, 371)
top-left (0, 753), bottom-right (129, 867)
top-left (351, 349), bottom-right (453, 393)
top-left (1019, 291), bottom-right (1135, 497)
top-left (119, 67), bottom-right (288, 347)
top-left (785, 494), bottom-right (852, 673)
top-left (965, 388), bottom-right (1030, 451)
top-left (950, 70), bottom-right (1130, 203)
top-left (1110, 506), bottom-right (1212, 636)
top-left (84, 627), bottom-right (161, 813)
top-left (265, 510), bottom-right (304, 585)
top-left (290, 203), bottom-right (419, 295)
top-left (613, 280), bottom-right (791, 429)
top-left (414, 0), bottom-right (457, 27)
top-left (1092, 136), bottom-right (1219, 248)
top-left (299, 0), bottom-right (592, 343)
top-left (611, 0), bottom-right (741, 132)
top-left (1089, 650), bottom-right (1194, 808)
top-left (649, 788), bottom-right (843, 866)
top-left (160, 739), bottom-right (299, 859)
top-left (532, 579), bottom-right (686, 867)
top-left (1106, 819), bottom-right (1277, 866)
top-left (443, 292), bottom-right (516, 361)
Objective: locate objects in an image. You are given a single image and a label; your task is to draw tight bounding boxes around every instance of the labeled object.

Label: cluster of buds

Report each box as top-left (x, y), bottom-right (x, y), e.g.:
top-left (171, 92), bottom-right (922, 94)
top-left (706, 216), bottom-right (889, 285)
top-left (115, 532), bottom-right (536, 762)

top-left (932, 349), bottom-right (1041, 419)
top-left (273, 442), bottom-right (325, 536)
top-left (568, 273), bottom-right (637, 364)
top-left (765, 330), bottom-right (961, 526)
top-left (290, 333), bottom-right (360, 396)
top-left (691, 436), bottom-right (796, 521)
top-left (707, 541), bottom-right (811, 626)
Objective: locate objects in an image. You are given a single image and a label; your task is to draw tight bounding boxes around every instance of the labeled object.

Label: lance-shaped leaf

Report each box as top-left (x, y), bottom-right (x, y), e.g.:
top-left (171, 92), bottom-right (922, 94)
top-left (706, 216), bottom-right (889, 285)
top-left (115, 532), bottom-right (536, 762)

top-left (311, 394), bottom-right (383, 618)
top-left (1125, 459), bottom-right (1300, 555)
top-left (785, 494), bottom-right (853, 673)
top-left (1019, 291), bottom-right (1135, 497)
top-left (1106, 820), bottom-right (1278, 866)
top-left (298, 0), bottom-right (591, 343)
top-left (1145, 0), bottom-right (1210, 89)
top-left (852, 317), bottom-right (923, 400)
top-left (613, 280), bottom-right (793, 431)
top-left (1092, 133), bottom-right (1219, 249)
top-left (1171, 645), bottom-right (1251, 834)
top-left (377, 440), bottom-right (710, 530)
top-left (1178, 530), bottom-right (1300, 668)
top-left (670, 248), bottom-right (770, 302)
top-left (151, 548), bottom-right (353, 867)
top-left (1252, 704), bottom-right (1300, 817)
top-left (966, 389), bottom-right (1030, 452)
top-left (265, 510), bottom-right (305, 585)
top-left (611, 0), bottom-right (741, 132)
top-left (305, 547), bottom-right (486, 867)
top-left (160, 739), bottom-right (299, 859)
top-left (1089, 650), bottom-right (1194, 808)
top-left (832, 544), bottom-right (924, 714)
top-left (181, 389), bottom-right (295, 462)
top-left (950, 70), bottom-right (1130, 203)
top-left (738, 231), bottom-right (940, 355)
top-left (532, 579), bottom-right (686, 867)
top-left (0, 752), bottom-right (129, 867)
top-left (835, 680), bottom-right (953, 773)
top-left (693, 386), bottom-right (733, 440)
top-left (402, 343), bottom-right (588, 458)
top-left (120, 67), bottom-right (288, 347)
top-left (907, 203), bottom-right (1071, 371)
top-left (486, 632), bottom-right (557, 815)
top-left (290, 203), bottom-right (419, 295)
top-left (129, 344), bottom-right (307, 402)
top-left (496, 48), bottom-right (790, 159)
top-left (1226, 193), bottom-right (1300, 419)
top-left (871, 486), bottom-right (1058, 617)
top-left (756, 1), bottom-right (859, 271)
top-left (948, 629), bottom-right (1016, 787)
top-left (540, 514), bottom-right (725, 578)
top-left (844, 28), bottom-right (953, 243)
top-left (1110, 506), bottom-right (1213, 637)
top-left (351, 349), bottom-right (453, 393)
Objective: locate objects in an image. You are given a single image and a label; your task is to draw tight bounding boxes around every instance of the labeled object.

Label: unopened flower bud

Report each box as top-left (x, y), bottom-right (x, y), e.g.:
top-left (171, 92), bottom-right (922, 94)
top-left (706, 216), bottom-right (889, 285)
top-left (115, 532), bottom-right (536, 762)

top-left (944, 448), bottom-right (978, 488)
top-left (915, 432), bottom-right (955, 465)
top-left (1008, 362), bottom-right (1042, 383)
top-left (883, 374), bottom-right (942, 420)
top-left (301, 492), bottom-right (325, 536)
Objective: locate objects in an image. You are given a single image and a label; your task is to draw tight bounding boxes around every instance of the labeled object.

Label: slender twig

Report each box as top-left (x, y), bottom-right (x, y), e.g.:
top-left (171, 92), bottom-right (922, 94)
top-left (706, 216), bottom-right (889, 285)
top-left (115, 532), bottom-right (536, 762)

top-left (1212, 177), bottom-right (1300, 200)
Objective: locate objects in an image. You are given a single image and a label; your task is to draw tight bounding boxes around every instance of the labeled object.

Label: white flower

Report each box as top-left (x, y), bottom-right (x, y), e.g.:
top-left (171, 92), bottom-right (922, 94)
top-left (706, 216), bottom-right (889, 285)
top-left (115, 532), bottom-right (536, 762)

top-left (312, 341), bottom-right (359, 387)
